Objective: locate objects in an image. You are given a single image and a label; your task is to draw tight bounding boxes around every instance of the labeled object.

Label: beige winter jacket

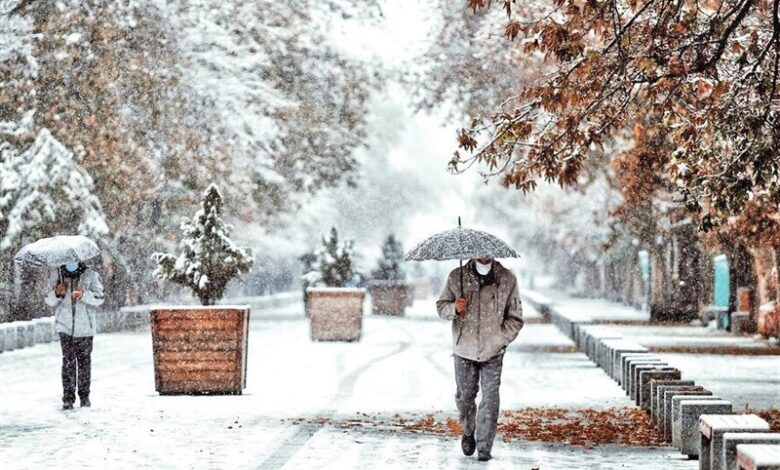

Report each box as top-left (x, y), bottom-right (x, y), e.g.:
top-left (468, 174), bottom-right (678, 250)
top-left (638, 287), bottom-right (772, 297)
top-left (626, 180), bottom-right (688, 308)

top-left (436, 260), bottom-right (524, 362)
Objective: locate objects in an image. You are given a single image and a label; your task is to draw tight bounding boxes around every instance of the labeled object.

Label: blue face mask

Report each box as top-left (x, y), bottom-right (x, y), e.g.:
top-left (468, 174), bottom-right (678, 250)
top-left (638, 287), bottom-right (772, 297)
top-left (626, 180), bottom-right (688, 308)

top-left (65, 262), bottom-right (79, 273)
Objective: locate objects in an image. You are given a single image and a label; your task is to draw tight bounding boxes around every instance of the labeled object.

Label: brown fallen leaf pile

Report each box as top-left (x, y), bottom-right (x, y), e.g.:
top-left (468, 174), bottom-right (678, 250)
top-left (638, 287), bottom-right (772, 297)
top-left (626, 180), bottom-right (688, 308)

top-left (497, 408), bottom-right (665, 448)
top-left (742, 409), bottom-right (780, 432)
top-left (284, 408), bottom-right (663, 448)
top-left (283, 407), bottom-right (780, 448)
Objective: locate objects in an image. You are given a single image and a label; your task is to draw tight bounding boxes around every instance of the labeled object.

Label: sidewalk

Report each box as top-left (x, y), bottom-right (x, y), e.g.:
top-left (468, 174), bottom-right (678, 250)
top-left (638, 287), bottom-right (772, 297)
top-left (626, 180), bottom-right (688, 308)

top-left (520, 289), bottom-right (780, 409)
top-left (0, 298), bottom-right (711, 469)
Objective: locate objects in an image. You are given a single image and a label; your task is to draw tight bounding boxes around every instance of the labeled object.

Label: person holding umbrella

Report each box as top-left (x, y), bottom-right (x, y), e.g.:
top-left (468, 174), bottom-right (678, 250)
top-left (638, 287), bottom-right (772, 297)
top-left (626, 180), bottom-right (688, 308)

top-left (15, 235), bottom-right (104, 410)
top-left (45, 260), bottom-right (104, 409)
top-left (406, 220), bottom-right (524, 461)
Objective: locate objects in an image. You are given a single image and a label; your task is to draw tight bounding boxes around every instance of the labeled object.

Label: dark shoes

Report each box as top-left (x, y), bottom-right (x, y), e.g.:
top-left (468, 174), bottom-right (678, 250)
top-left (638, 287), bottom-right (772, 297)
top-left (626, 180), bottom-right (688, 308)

top-left (62, 397), bottom-right (89, 410)
top-left (461, 434), bottom-right (476, 456)
top-left (477, 450), bottom-right (492, 461)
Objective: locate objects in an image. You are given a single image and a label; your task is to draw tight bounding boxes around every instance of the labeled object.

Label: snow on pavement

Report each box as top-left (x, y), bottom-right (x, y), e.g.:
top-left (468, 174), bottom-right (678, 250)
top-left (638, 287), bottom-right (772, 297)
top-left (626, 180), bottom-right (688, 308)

top-left (0, 299), bottom-right (733, 469)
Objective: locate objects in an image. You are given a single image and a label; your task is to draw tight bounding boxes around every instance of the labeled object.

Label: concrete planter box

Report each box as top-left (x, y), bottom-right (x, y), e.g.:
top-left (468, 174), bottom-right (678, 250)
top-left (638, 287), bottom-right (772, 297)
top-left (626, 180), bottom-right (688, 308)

top-left (150, 306), bottom-right (250, 395)
top-left (367, 281), bottom-right (409, 316)
top-left (307, 288), bottom-right (365, 342)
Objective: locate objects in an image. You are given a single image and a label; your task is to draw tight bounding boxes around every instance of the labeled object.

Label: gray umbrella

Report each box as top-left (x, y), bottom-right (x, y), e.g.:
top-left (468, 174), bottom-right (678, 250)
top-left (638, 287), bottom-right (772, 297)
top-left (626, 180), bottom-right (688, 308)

top-left (14, 235), bottom-right (100, 268)
top-left (404, 218), bottom-right (518, 295)
top-left (13, 235), bottom-right (101, 297)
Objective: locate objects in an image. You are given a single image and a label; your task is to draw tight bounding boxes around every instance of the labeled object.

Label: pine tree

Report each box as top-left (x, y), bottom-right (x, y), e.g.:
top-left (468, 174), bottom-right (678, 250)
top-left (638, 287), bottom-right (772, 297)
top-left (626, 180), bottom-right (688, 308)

top-left (303, 227), bottom-right (357, 288)
top-left (0, 123), bottom-right (109, 251)
top-left (371, 234), bottom-right (405, 282)
top-left (152, 184), bottom-right (254, 305)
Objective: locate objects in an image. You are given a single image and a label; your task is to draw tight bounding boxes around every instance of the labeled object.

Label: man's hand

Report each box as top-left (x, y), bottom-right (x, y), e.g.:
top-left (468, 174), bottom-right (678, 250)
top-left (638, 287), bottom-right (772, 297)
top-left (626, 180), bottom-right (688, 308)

top-left (72, 289), bottom-right (84, 302)
top-left (55, 283), bottom-right (67, 298)
top-left (455, 297), bottom-right (468, 316)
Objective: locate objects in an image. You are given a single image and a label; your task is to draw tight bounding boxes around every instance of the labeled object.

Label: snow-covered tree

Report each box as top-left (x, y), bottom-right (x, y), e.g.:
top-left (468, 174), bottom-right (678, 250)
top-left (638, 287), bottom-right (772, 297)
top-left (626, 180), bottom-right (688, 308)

top-left (303, 227), bottom-right (358, 288)
top-left (152, 185), bottom-right (254, 306)
top-left (371, 234), bottom-right (405, 281)
top-left (0, 116), bottom-right (109, 251)
top-left (2, 0), bottom-right (382, 303)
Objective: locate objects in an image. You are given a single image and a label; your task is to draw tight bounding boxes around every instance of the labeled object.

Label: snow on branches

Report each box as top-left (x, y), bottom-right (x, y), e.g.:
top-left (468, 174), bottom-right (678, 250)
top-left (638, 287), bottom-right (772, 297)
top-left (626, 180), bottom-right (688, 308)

top-left (371, 234), bottom-right (406, 281)
top-left (303, 227), bottom-right (359, 288)
top-left (152, 184), bottom-right (254, 306)
top-left (449, 0), bottom-right (779, 231)
top-left (0, 118), bottom-right (108, 250)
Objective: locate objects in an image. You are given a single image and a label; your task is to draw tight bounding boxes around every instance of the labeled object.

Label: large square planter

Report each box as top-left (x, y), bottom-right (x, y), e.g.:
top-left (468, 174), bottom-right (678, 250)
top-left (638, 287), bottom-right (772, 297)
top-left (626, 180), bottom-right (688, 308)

top-left (307, 288), bottom-right (365, 341)
top-left (367, 281), bottom-right (409, 316)
top-left (150, 305), bottom-right (250, 395)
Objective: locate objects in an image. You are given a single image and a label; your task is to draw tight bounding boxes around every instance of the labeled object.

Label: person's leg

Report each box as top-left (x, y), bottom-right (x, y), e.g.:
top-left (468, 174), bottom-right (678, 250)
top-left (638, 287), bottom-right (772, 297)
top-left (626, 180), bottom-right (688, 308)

top-left (475, 353), bottom-right (504, 457)
top-left (75, 336), bottom-right (93, 404)
top-left (453, 355), bottom-right (480, 438)
top-left (59, 333), bottom-right (77, 406)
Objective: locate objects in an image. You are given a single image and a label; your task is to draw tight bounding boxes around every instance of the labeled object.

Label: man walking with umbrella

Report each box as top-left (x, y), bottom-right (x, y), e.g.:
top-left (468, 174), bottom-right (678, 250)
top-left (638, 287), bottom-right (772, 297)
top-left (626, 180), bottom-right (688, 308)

top-left (406, 221), bottom-right (523, 461)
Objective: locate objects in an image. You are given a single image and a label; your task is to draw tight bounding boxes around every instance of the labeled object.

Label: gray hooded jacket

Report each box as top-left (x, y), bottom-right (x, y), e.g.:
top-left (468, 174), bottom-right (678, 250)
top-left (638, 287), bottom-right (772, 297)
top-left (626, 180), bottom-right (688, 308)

top-left (44, 268), bottom-right (104, 337)
top-left (436, 260), bottom-right (524, 362)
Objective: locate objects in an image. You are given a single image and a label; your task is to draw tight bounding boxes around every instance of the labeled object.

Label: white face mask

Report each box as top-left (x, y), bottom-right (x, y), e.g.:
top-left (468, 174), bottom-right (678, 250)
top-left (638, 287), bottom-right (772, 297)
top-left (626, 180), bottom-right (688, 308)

top-left (475, 261), bottom-right (492, 275)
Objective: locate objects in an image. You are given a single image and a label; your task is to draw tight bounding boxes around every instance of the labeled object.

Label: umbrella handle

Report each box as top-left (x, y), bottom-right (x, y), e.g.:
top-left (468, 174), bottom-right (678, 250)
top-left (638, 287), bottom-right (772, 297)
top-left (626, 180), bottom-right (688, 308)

top-left (458, 216), bottom-right (463, 297)
top-left (459, 258), bottom-right (463, 298)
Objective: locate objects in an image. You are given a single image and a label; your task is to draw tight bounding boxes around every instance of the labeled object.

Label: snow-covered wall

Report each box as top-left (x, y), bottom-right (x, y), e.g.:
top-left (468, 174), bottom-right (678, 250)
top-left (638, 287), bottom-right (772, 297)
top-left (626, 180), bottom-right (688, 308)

top-left (0, 292), bottom-right (300, 353)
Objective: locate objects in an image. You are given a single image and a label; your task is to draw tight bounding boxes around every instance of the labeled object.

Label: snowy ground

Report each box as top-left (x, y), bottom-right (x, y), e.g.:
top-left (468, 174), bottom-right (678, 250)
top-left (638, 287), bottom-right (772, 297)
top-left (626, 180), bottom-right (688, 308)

top-left (1, 299), bottom-right (775, 469)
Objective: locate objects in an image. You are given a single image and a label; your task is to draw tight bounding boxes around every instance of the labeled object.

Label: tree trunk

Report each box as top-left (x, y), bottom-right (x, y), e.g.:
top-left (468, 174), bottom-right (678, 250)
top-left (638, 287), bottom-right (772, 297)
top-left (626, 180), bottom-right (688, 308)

top-left (775, 245), bottom-right (780, 302)
top-left (675, 224), bottom-right (703, 321)
top-left (728, 244), bottom-right (758, 332)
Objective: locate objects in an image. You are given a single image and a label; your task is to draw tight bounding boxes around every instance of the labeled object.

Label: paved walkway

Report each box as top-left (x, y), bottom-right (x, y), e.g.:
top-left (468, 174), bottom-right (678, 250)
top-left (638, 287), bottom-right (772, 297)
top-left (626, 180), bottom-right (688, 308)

top-left (0, 299), bottom-right (774, 469)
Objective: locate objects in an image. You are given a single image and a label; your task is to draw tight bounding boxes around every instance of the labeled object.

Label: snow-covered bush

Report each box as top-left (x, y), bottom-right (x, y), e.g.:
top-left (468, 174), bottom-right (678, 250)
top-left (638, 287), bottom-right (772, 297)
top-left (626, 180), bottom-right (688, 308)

top-left (371, 234), bottom-right (405, 282)
top-left (152, 184), bottom-right (254, 305)
top-left (0, 119), bottom-right (109, 251)
top-left (303, 227), bottom-right (359, 288)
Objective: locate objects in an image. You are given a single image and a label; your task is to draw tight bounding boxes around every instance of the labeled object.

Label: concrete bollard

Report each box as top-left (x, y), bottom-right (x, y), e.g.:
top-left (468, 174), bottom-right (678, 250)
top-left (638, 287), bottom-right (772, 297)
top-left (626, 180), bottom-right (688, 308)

top-left (32, 318), bottom-right (49, 344)
top-left (699, 414), bottom-right (770, 470)
top-left (583, 329), bottom-right (620, 362)
top-left (99, 311), bottom-right (115, 333)
top-left (735, 443), bottom-right (780, 470)
top-left (676, 399), bottom-right (733, 456)
top-left (653, 383), bottom-right (697, 425)
top-left (621, 354), bottom-right (658, 388)
top-left (672, 395), bottom-right (722, 447)
top-left (722, 432), bottom-right (780, 470)
top-left (4, 324), bottom-right (19, 352)
top-left (610, 345), bottom-right (648, 380)
top-left (625, 357), bottom-right (666, 393)
top-left (664, 390), bottom-right (712, 442)
top-left (599, 340), bottom-right (647, 380)
top-left (651, 381), bottom-right (695, 423)
top-left (0, 323), bottom-right (10, 352)
top-left (631, 363), bottom-right (669, 401)
top-left (44, 317), bottom-right (56, 343)
top-left (639, 370), bottom-right (682, 410)
top-left (17, 323), bottom-right (35, 348)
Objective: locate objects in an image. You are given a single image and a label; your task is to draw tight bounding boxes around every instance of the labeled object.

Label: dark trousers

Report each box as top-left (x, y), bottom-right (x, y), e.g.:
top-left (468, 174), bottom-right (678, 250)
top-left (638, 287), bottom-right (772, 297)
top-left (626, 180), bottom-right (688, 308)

top-left (454, 353), bottom-right (504, 455)
top-left (59, 333), bottom-right (93, 404)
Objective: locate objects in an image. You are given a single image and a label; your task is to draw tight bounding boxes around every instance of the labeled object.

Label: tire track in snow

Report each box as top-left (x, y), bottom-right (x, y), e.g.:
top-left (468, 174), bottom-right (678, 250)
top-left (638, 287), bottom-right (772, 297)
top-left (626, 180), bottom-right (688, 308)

top-left (257, 322), bottom-right (413, 470)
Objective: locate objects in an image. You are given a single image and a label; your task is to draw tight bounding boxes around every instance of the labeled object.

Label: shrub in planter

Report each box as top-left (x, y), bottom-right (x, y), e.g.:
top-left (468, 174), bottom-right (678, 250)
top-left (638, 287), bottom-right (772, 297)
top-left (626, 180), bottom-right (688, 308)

top-left (368, 234), bottom-right (409, 316)
top-left (150, 184), bottom-right (254, 394)
top-left (304, 227), bottom-right (365, 341)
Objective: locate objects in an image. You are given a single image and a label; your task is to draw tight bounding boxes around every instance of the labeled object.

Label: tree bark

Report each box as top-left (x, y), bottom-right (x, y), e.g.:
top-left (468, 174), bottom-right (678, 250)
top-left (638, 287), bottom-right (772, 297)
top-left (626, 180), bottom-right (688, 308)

top-left (774, 245), bottom-right (780, 302)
